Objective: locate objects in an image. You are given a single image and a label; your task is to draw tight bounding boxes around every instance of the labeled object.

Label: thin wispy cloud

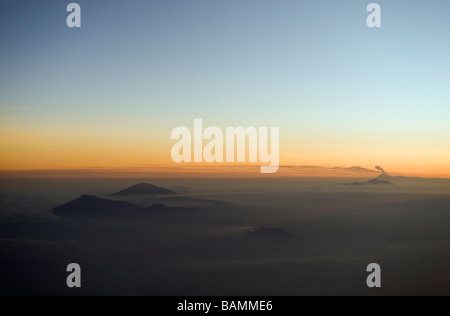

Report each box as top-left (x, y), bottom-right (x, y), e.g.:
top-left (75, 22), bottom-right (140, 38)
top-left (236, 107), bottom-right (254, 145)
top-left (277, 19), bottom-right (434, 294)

top-left (280, 165), bottom-right (380, 173)
top-left (0, 106), bottom-right (32, 112)
top-left (375, 166), bottom-right (387, 174)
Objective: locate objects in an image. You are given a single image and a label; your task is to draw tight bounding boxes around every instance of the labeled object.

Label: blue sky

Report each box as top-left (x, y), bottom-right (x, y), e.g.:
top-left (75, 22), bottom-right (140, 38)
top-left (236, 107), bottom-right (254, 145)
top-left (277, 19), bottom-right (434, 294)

top-left (1, 1), bottom-right (450, 122)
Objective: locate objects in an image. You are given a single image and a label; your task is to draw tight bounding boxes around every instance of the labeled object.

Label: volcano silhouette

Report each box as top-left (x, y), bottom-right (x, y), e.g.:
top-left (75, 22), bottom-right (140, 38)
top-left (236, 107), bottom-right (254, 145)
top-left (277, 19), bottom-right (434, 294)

top-left (342, 178), bottom-right (393, 186)
top-left (54, 195), bottom-right (171, 218)
top-left (111, 183), bottom-right (176, 196)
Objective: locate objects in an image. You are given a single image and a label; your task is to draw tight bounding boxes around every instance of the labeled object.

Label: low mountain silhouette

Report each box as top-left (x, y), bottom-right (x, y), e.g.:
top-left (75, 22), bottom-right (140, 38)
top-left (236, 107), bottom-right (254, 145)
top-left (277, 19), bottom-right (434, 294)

top-left (376, 173), bottom-right (423, 182)
top-left (245, 227), bottom-right (293, 239)
top-left (54, 195), bottom-right (173, 218)
top-left (342, 179), bottom-right (393, 186)
top-left (111, 183), bottom-right (176, 196)
top-left (227, 226), bottom-right (293, 240)
top-left (376, 173), bottom-right (397, 181)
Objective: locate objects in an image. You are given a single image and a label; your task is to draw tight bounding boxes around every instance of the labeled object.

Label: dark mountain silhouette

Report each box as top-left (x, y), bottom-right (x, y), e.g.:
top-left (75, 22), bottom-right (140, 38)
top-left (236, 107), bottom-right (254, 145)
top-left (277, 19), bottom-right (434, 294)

top-left (54, 195), bottom-right (174, 218)
top-left (226, 226), bottom-right (293, 240)
top-left (111, 183), bottom-right (176, 196)
top-left (342, 179), bottom-right (393, 186)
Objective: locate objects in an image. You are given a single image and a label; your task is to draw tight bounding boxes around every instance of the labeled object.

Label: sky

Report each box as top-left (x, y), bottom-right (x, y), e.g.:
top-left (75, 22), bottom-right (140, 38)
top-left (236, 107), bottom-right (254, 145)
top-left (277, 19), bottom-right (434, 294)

top-left (1, 0), bottom-right (450, 177)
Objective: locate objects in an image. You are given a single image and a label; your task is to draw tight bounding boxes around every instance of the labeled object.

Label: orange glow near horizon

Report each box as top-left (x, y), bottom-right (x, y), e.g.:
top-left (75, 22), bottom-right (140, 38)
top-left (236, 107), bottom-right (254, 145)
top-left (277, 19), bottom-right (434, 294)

top-left (1, 163), bottom-right (450, 179)
top-left (2, 130), bottom-right (450, 179)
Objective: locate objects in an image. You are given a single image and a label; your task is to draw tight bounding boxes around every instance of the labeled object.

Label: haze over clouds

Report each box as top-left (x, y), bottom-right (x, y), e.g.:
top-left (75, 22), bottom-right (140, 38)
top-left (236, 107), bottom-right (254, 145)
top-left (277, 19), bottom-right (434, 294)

top-left (1, 177), bottom-right (450, 295)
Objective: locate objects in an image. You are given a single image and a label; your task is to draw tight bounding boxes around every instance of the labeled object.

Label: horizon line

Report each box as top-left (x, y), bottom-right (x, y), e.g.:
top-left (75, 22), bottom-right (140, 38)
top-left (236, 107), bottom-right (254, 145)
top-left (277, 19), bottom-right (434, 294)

top-left (0, 166), bottom-right (448, 180)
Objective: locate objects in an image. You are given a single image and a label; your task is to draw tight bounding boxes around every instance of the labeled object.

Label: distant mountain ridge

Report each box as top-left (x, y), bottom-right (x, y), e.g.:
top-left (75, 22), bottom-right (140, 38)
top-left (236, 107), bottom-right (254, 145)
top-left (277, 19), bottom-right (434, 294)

top-left (245, 227), bottom-right (293, 239)
top-left (226, 226), bottom-right (293, 240)
top-left (342, 178), bottom-right (393, 186)
top-left (376, 173), bottom-right (424, 181)
top-left (111, 183), bottom-right (176, 196)
top-left (54, 195), bottom-right (176, 218)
